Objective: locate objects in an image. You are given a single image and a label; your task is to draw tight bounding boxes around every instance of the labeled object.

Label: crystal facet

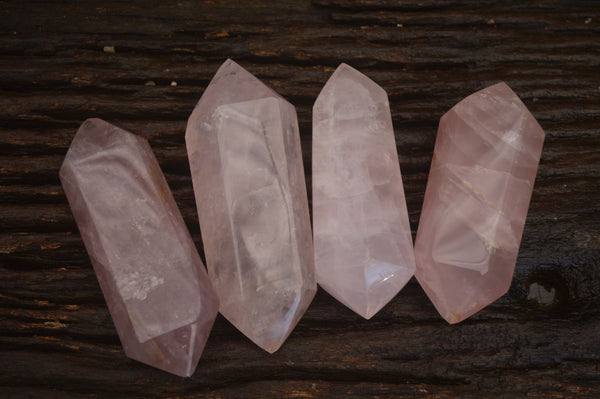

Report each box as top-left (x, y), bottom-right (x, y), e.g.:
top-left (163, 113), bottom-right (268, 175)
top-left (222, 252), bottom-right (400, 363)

top-left (312, 64), bottom-right (416, 319)
top-left (60, 119), bottom-right (219, 376)
top-left (414, 83), bottom-right (545, 323)
top-left (185, 59), bottom-right (316, 353)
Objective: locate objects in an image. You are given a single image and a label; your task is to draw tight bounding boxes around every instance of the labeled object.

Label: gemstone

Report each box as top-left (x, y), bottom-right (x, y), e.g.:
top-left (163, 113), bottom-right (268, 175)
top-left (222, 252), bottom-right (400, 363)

top-left (59, 118), bottom-right (219, 376)
top-left (312, 64), bottom-right (416, 319)
top-left (414, 82), bottom-right (545, 323)
top-left (185, 59), bottom-right (316, 353)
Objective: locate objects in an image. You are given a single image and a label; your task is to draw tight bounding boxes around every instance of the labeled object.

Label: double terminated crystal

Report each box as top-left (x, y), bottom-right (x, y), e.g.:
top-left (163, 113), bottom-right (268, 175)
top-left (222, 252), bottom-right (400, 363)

top-left (60, 119), bottom-right (218, 376)
top-left (186, 60), bottom-right (316, 353)
top-left (312, 64), bottom-right (416, 318)
top-left (415, 83), bottom-right (545, 323)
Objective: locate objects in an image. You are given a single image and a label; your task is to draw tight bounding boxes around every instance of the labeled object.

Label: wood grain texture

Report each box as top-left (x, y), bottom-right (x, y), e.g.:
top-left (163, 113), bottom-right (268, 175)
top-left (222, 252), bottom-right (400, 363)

top-left (1, 0), bottom-right (599, 397)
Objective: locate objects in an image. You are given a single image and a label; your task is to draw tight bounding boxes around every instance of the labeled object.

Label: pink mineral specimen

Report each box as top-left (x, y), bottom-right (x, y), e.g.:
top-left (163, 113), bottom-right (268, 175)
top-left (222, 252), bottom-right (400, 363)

top-left (60, 118), bottom-right (219, 376)
top-left (414, 83), bottom-right (545, 323)
top-left (312, 64), bottom-right (416, 319)
top-left (185, 59), bottom-right (316, 353)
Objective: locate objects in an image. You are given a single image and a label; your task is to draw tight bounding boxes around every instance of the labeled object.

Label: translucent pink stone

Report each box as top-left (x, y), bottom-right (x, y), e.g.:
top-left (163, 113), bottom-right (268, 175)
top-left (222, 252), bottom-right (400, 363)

top-left (185, 60), bottom-right (316, 353)
top-left (312, 64), bottom-right (416, 319)
top-left (60, 119), bottom-right (219, 376)
top-left (414, 83), bottom-right (545, 323)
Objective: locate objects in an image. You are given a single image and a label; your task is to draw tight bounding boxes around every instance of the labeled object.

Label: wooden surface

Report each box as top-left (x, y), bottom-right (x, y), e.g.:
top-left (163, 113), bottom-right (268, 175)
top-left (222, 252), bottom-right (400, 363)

top-left (1, 1), bottom-right (599, 397)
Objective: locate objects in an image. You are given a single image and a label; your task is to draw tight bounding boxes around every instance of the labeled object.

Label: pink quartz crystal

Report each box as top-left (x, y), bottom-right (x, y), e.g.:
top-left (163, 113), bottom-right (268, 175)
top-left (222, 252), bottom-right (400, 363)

top-left (414, 83), bottom-right (545, 324)
top-left (185, 60), bottom-right (316, 353)
top-left (312, 64), bottom-right (416, 319)
top-left (60, 118), bottom-right (219, 376)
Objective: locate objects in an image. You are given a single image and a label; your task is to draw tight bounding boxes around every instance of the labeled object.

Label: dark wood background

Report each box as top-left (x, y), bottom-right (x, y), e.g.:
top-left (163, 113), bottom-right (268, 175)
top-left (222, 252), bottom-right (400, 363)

top-left (1, 1), bottom-right (599, 397)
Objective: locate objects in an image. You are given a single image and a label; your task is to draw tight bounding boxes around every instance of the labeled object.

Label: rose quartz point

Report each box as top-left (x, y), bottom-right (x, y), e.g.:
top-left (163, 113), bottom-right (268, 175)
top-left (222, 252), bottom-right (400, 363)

top-left (60, 118), bottom-right (219, 376)
top-left (312, 64), bottom-right (416, 319)
top-left (414, 83), bottom-right (545, 324)
top-left (185, 59), bottom-right (316, 353)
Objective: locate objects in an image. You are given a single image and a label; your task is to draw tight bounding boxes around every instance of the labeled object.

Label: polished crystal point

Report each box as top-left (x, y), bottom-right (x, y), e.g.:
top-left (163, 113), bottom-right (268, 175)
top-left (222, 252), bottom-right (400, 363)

top-left (414, 82), bottom-right (545, 324)
top-left (60, 118), bottom-right (219, 376)
top-left (312, 64), bottom-right (416, 319)
top-left (185, 59), bottom-right (316, 353)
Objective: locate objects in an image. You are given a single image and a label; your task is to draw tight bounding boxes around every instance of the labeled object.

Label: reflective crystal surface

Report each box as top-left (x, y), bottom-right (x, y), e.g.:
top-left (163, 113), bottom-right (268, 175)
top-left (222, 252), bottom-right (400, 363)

top-left (185, 59), bottom-right (316, 353)
top-left (414, 83), bottom-right (545, 323)
top-left (60, 118), bottom-right (219, 376)
top-left (312, 64), bottom-right (416, 318)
